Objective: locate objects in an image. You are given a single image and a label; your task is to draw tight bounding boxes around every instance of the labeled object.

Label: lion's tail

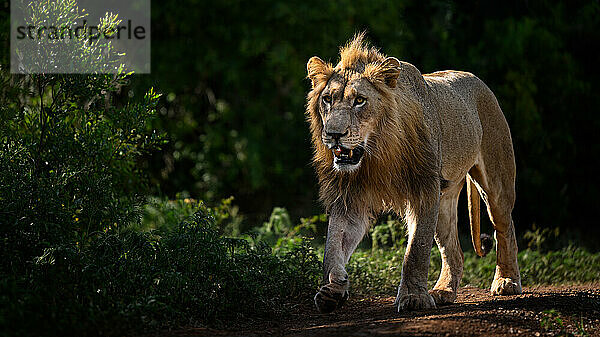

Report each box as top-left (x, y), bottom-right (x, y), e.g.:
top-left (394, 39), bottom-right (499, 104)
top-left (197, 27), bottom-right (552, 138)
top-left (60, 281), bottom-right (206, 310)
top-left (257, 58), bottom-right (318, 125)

top-left (467, 174), bottom-right (493, 257)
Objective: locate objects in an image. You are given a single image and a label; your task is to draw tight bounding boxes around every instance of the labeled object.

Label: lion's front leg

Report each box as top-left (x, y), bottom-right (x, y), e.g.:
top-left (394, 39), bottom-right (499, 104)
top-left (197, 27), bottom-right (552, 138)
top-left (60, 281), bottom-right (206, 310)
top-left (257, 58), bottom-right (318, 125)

top-left (314, 209), bottom-right (367, 313)
top-left (395, 202), bottom-right (439, 311)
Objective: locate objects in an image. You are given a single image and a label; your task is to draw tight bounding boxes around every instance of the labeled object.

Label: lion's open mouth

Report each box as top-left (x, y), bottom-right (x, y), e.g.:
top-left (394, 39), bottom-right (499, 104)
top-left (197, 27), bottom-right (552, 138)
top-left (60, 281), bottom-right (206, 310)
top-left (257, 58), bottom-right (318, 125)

top-left (333, 145), bottom-right (364, 166)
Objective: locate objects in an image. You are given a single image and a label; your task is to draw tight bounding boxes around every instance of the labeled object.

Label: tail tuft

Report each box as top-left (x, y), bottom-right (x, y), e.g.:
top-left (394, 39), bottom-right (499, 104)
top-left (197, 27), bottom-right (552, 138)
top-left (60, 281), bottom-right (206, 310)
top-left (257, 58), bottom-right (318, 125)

top-left (480, 233), bottom-right (494, 257)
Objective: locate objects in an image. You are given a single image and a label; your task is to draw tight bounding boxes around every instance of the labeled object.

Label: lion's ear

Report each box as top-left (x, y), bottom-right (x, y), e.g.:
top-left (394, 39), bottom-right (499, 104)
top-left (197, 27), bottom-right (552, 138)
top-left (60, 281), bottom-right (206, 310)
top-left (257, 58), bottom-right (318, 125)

top-left (369, 57), bottom-right (402, 88)
top-left (379, 57), bottom-right (402, 88)
top-left (307, 56), bottom-right (333, 88)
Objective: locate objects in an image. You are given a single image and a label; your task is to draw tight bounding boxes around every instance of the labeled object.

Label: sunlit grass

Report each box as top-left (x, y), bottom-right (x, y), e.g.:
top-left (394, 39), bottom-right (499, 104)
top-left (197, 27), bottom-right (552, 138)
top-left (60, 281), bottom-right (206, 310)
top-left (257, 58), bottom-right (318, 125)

top-left (347, 245), bottom-right (600, 296)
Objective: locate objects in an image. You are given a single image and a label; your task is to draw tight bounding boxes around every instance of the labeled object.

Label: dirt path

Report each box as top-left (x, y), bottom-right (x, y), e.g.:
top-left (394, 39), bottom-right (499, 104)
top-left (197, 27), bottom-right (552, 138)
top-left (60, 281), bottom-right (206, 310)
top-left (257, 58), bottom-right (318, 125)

top-left (165, 285), bottom-right (600, 336)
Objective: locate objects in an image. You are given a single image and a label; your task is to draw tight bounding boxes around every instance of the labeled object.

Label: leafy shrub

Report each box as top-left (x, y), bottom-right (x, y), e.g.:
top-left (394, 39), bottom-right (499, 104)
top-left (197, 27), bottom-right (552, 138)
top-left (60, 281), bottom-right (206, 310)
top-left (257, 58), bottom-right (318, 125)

top-left (253, 207), bottom-right (323, 249)
top-left (0, 205), bottom-right (321, 336)
top-left (0, 2), bottom-right (321, 332)
top-left (137, 195), bottom-right (243, 235)
top-left (255, 207), bottom-right (294, 245)
top-left (1, 0), bottom-right (162, 267)
top-left (370, 215), bottom-right (407, 251)
top-left (0, 73), bottom-right (164, 272)
top-left (0, 82), bottom-right (320, 333)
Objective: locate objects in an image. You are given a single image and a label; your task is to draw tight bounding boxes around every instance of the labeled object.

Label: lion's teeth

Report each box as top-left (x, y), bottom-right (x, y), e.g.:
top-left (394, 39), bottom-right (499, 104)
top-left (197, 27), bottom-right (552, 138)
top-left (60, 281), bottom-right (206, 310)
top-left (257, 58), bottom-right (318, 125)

top-left (349, 149), bottom-right (353, 158)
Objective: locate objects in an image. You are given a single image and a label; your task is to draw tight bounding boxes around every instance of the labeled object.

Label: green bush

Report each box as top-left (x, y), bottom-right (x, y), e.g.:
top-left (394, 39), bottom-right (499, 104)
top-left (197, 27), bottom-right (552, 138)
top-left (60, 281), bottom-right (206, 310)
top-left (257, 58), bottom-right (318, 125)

top-left (0, 73), bottom-right (163, 271)
top-left (136, 195), bottom-right (243, 235)
top-left (0, 69), bottom-right (320, 335)
top-left (370, 215), bottom-right (407, 251)
top-left (0, 205), bottom-right (321, 336)
top-left (0, 72), bottom-right (321, 336)
top-left (0, 2), bottom-right (321, 332)
top-left (253, 207), bottom-right (324, 249)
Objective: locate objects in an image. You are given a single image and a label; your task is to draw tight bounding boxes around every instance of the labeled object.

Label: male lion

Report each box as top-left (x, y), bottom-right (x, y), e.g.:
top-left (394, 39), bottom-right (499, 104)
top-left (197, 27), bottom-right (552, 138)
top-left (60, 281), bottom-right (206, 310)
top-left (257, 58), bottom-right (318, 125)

top-left (306, 34), bottom-right (521, 313)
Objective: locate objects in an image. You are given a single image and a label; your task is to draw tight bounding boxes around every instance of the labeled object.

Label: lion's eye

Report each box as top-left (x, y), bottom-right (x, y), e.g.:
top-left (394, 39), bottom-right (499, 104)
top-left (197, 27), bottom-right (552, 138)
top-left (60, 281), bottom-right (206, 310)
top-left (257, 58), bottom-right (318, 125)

top-left (322, 95), bottom-right (332, 104)
top-left (354, 96), bottom-right (366, 106)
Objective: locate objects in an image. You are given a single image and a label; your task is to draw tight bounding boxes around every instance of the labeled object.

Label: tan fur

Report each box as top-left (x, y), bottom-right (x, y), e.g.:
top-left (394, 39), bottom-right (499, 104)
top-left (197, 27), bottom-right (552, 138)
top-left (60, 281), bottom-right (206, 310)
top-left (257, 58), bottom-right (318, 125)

top-left (307, 34), bottom-right (521, 313)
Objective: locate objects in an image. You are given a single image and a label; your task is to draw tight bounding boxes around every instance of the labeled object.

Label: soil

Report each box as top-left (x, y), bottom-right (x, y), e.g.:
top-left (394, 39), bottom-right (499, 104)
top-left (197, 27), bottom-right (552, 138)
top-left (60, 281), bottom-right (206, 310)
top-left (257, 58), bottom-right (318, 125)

top-left (159, 284), bottom-right (600, 336)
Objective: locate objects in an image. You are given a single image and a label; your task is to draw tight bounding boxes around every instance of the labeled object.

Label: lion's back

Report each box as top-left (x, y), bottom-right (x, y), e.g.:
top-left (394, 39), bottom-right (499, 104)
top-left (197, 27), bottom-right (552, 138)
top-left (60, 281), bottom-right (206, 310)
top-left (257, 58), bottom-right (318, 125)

top-left (422, 70), bottom-right (491, 183)
top-left (423, 70), bottom-right (486, 106)
top-left (423, 70), bottom-right (503, 123)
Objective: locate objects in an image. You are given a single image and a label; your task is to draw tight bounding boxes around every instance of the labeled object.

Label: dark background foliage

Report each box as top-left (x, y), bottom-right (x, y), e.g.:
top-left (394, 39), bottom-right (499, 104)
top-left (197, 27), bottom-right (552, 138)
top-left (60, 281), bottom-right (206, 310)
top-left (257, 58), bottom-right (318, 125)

top-left (125, 0), bottom-right (600, 246)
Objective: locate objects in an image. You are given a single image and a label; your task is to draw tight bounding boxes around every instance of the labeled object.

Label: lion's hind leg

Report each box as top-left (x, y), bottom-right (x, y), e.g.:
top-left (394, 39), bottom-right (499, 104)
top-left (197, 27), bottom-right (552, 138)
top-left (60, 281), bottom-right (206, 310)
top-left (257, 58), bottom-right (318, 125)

top-left (470, 84), bottom-right (522, 296)
top-left (469, 161), bottom-right (521, 296)
top-left (430, 180), bottom-right (465, 305)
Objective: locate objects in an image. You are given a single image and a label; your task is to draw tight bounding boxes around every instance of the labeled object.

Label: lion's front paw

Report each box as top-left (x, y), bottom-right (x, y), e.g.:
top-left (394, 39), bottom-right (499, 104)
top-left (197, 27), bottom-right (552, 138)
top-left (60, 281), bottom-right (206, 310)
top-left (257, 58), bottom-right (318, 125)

top-left (314, 283), bottom-right (349, 313)
top-left (428, 288), bottom-right (457, 305)
top-left (490, 277), bottom-right (522, 295)
top-left (395, 292), bottom-right (436, 311)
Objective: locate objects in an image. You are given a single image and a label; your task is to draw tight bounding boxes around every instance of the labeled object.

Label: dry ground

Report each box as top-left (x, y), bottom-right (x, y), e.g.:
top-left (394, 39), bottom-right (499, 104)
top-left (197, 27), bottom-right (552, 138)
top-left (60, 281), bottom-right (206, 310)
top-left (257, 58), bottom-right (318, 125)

top-left (157, 284), bottom-right (600, 336)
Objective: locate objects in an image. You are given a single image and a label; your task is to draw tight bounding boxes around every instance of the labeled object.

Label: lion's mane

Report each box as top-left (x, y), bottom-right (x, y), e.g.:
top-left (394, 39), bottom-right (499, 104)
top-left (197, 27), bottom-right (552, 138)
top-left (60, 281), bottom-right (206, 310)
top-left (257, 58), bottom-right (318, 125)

top-left (306, 34), bottom-right (439, 219)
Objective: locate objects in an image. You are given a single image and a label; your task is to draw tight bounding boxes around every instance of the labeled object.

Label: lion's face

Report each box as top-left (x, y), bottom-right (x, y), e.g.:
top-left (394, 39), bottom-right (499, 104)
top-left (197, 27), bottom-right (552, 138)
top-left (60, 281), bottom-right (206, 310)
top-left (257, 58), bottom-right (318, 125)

top-left (318, 74), bottom-right (381, 171)
top-left (307, 55), bottom-right (401, 172)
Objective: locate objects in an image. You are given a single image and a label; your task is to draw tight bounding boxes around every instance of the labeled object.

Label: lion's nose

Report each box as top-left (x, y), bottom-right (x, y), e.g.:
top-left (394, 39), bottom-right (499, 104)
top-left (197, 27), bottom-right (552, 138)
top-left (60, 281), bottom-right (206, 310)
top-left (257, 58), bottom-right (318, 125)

top-left (326, 131), bottom-right (348, 141)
